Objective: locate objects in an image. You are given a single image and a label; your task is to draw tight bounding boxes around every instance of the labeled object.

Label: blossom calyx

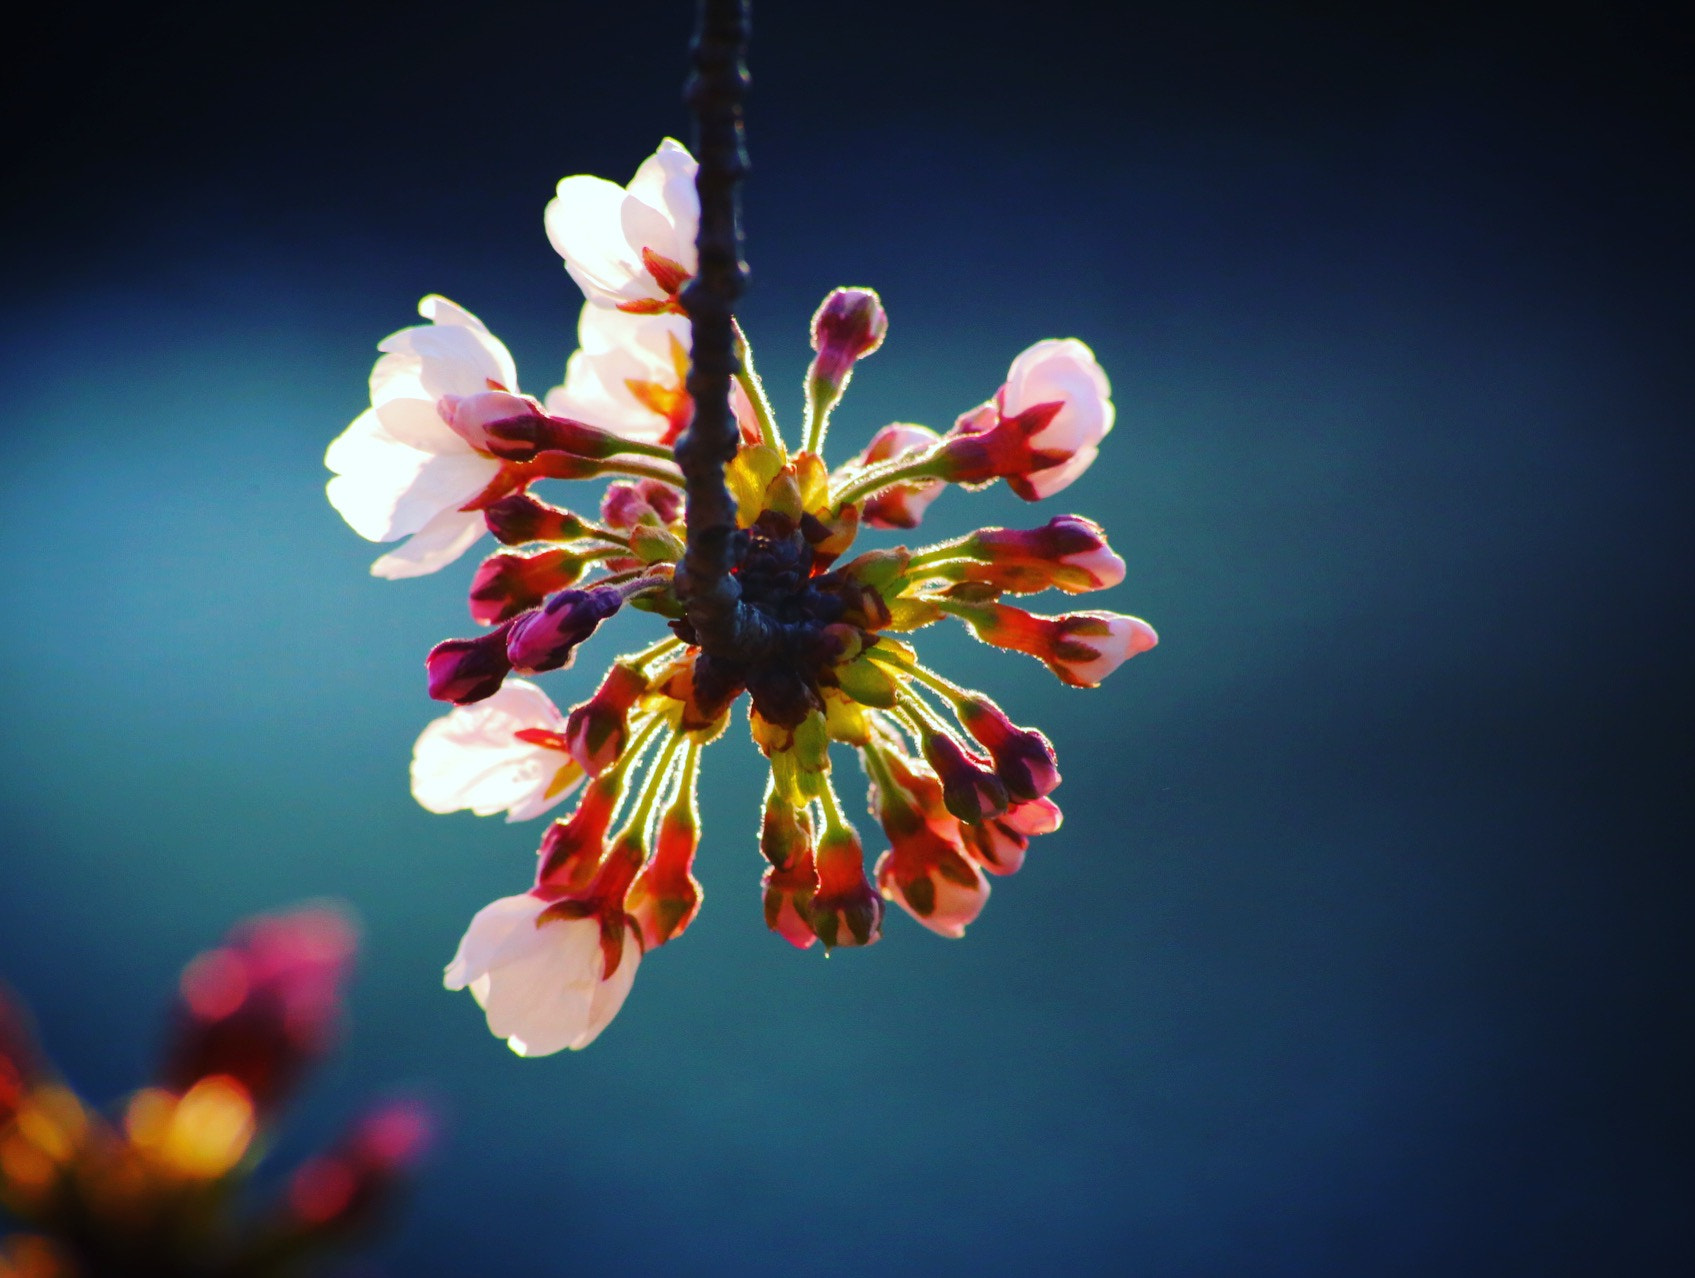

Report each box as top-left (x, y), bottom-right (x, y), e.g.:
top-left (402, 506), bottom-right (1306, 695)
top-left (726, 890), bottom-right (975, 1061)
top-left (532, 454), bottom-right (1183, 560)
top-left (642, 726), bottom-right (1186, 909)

top-left (481, 493), bottom-right (589, 546)
top-left (426, 622), bottom-right (517, 705)
top-left (760, 787), bottom-right (820, 949)
top-left (626, 803), bottom-right (702, 951)
top-left (942, 601), bottom-right (1157, 687)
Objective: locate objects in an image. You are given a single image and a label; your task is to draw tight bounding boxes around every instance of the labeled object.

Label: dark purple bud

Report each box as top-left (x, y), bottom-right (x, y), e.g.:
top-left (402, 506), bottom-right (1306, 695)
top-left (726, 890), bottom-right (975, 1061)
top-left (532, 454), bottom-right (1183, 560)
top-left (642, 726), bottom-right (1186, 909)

top-left (426, 622), bottom-right (516, 704)
top-left (482, 493), bottom-right (587, 546)
top-left (921, 732), bottom-right (1009, 825)
top-left (955, 695), bottom-right (1062, 801)
top-left (505, 587), bottom-right (624, 675)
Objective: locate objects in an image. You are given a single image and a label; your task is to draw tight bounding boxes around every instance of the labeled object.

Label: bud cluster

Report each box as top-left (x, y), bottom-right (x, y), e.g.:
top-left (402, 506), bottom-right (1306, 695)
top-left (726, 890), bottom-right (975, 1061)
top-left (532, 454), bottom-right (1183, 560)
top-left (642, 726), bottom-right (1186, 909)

top-left (328, 138), bottom-right (1159, 1053)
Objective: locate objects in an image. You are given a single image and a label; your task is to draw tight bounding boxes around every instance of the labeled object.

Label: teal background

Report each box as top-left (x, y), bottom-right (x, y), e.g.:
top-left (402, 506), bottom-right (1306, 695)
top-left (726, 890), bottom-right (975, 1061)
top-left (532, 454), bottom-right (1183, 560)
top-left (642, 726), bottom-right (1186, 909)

top-left (3, 2), bottom-right (1690, 1273)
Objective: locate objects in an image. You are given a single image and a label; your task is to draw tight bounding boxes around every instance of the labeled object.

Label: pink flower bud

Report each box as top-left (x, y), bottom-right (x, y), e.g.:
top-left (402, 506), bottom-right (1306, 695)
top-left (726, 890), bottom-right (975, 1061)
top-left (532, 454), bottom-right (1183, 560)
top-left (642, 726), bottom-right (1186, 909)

top-left (426, 622), bottom-right (516, 704)
top-left (807, 823), bottom-right (883, 949)
top-left (954, 695), bottom-right (1061, 801)
top-left (437, 389), bottom-right (544, 453)
top-left (958, 797), bottom-right (1062, 876)
top-left (467, 548), bottom-right (589, 625)
top-left (851, 423), bottom-right (946, 530)
top-left (958, 515), bottom-right (1125, 594)
top-left (875, 838), bottom-right (990, 939)
top-left (481, 493), bottom-right (587, 546)
top-left (808, 287), bottom-right (888, 389)
top-left (163, 905), bottom-right (357, 1114)
top-left (601, 479), bottom-right (684, 530)
top-left (946, 602), bottom-right (1157, 688)
top-left (504, 586), bottom-right (624, 675)
top-left (461, 399), bottom-right (631, 462)
top-left (564, 664), bottom-right (649, 775)
top-left (921, 732), bottom-right (1010, 824)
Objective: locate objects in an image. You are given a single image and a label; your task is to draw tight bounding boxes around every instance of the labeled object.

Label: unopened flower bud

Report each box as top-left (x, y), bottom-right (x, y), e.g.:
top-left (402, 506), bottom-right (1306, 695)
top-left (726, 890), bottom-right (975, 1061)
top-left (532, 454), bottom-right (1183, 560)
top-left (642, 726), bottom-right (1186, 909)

top-left (943, 601), bottom-right (1157, 688)
top-left (482, 493), bottom-right (588, 546)
top-left (163, 905), bottom-right (357, 1114)
top-left (505, 586), bottom-right (624, 675)
top-left (850, 423), bottom-right (945, 529)
top-left (468, 548), bottom-right (590, 625)
top-left (808, 287), bottom-right (887, 390)
top-left (602, 479), bottom-right (684, 531)
top-left (957, 515), bottom-right (1125, 594)
top-left (565, 663), bottom-right (649, 774)
top-left (808, 821), bottom-right (882, 949)
top-left (920, 732), bottom-right (1009, 824)
top-left (536, 775), bottom-right (624, 892)
top-left (626, 803), bottom-right (702, 951)
top-left (954, 695), bottom-right (1061, 801)
top-left (426, 622), bottom-right (516, 704)
top-left (760, 787), bottom-right (820, 949)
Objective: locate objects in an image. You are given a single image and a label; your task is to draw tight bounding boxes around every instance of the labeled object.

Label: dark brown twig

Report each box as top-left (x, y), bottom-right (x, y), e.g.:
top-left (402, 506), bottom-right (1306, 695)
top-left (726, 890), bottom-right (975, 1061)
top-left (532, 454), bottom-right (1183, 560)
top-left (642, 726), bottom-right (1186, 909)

top-left (675, 0), bottom-right (769, 657)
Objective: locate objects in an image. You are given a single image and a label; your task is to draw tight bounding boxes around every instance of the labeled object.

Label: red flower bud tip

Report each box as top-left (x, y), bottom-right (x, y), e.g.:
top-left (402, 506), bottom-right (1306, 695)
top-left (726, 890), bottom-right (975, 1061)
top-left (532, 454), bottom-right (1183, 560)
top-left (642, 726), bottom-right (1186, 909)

top-left (850, 423), bottom-right (946, 530)
top-left (536, 776), bottom-right (622, 892)
top-left (920, 732), bottom-right (1010, 824)
top-left (958, 797), bottom-right (1062, 876)
top-left (808, 824), bottom-right (883, 949)
top-left (467, 548), bottom-right (588, 626)
top-left (564, 663), bottom-right (650, 774)
top-left (955, 696), bottom-right (1061, 801)
top-left (481, 493), bottom-right (586, 546)
top-left (808, 287), bottom-right (888, 389)
top-left (626, 807), bottom-right (702, 950)
top-left (287, 1097), bottom-right (433, 1234)
top-left (163, 904), bottom-right (357, 1113)
top-left (504, 586), bottom-right (625, 675)
top-left (426, 622), bottom-right (516, 704)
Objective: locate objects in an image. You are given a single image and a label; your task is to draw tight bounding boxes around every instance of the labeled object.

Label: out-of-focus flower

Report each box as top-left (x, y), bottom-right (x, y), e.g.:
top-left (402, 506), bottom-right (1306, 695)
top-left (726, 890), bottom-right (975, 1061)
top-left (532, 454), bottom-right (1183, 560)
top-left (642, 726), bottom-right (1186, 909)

top-left (545, 138), bottom-right (699, 313)
top-left (0, 906), bottom-right (430, 1277)
top-left (411, 680), bottom-right (584, 822)
top-left (330, 138), bottom-right (1161, 1052)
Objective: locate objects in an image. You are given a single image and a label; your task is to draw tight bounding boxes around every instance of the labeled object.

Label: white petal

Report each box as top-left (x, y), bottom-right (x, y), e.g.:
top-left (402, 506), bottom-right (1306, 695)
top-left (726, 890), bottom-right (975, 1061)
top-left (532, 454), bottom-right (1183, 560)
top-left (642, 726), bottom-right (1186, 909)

top-left (444, 894), bottom-right (547, 990)
top-left (371, 507), bottom-right (487, 579)
top-left (547, 175), bottom-right (644, 301)
top-left (410, 681), bottom-right (576, 818)
top-left (624, 138), bottom-right (699, 273)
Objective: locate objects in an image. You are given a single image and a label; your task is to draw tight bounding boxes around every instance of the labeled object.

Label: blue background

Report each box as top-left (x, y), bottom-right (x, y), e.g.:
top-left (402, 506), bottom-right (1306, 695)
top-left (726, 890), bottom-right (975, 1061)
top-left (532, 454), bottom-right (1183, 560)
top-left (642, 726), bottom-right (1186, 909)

top-left (3, 2), bottom-right (1690, 1273)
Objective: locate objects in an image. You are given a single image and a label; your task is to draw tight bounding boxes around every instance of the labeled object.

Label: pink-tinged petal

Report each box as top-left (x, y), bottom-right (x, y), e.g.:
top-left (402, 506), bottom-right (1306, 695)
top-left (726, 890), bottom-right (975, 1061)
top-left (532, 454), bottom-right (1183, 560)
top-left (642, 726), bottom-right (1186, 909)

top-left (1008, 444), bottom-right (1099, 500)
top-left (622, 138), bottom-right (700, 275)
top-left (548, 141), bottom-right (699, 308)
top-left (415, 294), bottom-right (520, 392)
top-left (1057, 612), bottom-right (1158, 686)
top-left (370, 507), bottom-right (487, 580)
top-left (410, 680), bottom-right (581, 822)
top-left (876, 846), bottom-right (992, 939)
top-left (1004, 338), bottom-right (1114, 455)
top-left (545, 305), bottom-right (690, 444)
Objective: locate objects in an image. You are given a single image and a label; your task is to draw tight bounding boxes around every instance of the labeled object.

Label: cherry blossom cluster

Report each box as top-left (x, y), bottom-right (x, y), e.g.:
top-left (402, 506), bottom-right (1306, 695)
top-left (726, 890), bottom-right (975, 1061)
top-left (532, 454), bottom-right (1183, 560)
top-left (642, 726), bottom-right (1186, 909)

top-left (326, 140), bottom-right (1158, 1055)
top-left (0, 907), bottom-right (429, 1277)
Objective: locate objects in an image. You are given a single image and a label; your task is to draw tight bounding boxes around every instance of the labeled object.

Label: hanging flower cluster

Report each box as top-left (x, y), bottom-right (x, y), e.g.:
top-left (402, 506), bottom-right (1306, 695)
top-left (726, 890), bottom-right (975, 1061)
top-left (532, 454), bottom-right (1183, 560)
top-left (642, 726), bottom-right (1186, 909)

top-left (326, 139), bottom-right (1158, 1056)
top-left (0, 906), bottom-right (430, 1277)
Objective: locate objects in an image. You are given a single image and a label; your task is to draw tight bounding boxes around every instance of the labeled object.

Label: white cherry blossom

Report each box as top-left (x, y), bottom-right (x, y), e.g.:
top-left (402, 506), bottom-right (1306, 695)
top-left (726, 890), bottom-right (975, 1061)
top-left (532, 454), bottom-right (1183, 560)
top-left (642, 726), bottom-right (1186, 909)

top-left (411, 680), bottom-right (583, 822)
top-left (545, 139), bottom-right (699, 311)
top-left (443, 894), bottom-right (641, 1056)
top-left (325, 296), bottom-right (518, 578)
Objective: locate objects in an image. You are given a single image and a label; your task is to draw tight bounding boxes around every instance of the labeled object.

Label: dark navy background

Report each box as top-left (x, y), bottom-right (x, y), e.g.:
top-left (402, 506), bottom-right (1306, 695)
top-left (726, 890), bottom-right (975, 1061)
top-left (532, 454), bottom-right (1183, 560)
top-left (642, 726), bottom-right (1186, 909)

top-left (3, 2), bottom-right (1690, 1273)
